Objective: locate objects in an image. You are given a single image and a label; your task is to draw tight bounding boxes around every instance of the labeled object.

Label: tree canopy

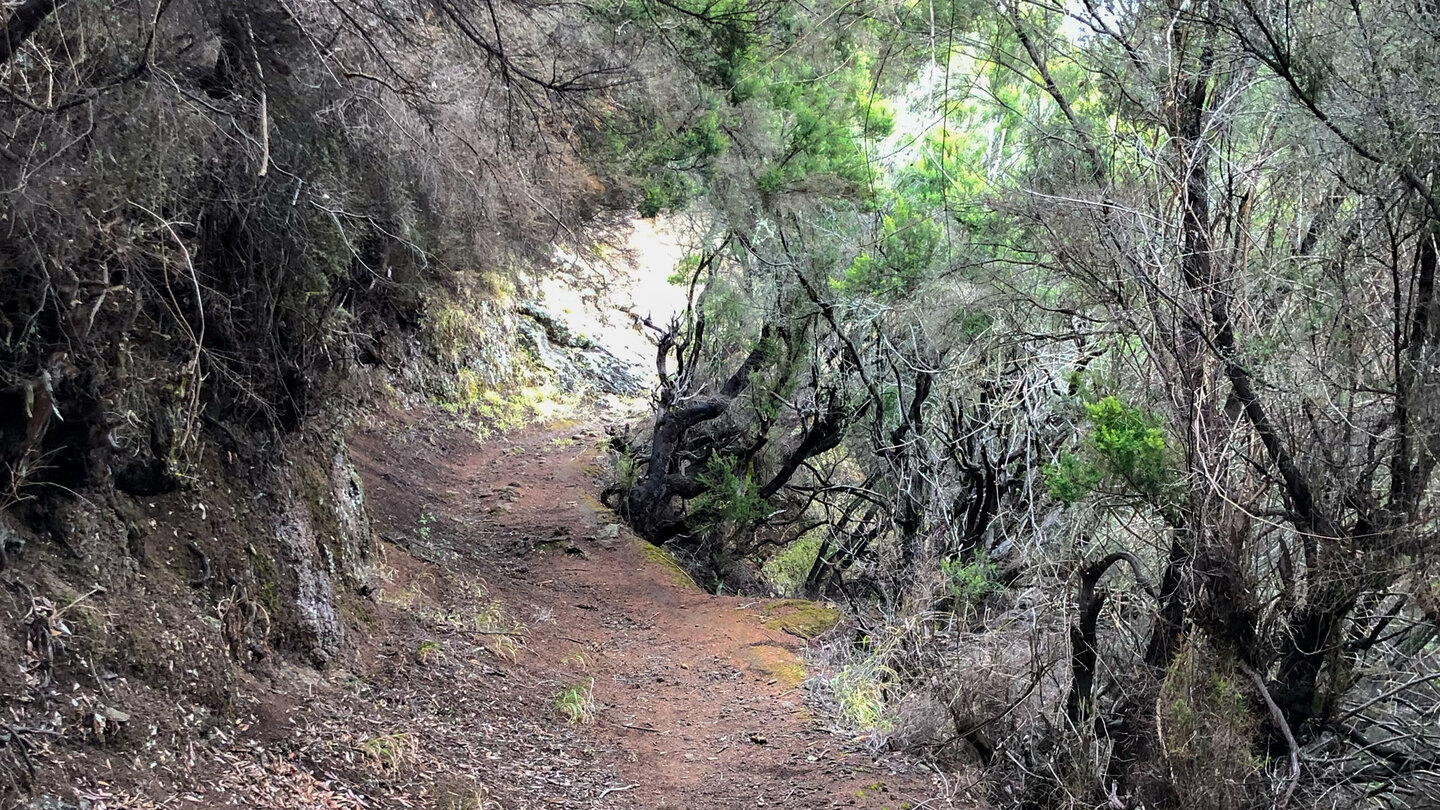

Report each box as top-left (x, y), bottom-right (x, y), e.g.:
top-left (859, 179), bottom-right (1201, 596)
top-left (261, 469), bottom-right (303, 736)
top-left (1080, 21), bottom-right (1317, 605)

top-left (607, 1), bottom-right (1440, 806)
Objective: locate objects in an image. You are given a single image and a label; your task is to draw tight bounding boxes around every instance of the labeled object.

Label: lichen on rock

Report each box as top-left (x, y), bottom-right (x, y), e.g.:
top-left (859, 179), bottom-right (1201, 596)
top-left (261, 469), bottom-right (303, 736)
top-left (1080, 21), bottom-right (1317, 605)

top-left (271, 498), bottom-right (345, 666)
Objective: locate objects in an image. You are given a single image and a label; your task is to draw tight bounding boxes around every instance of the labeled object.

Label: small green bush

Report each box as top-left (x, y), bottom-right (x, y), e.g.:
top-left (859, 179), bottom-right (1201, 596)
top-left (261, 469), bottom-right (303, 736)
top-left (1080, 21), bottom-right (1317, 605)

top-left (554, 679), bottom-right (596, 724)
top-left (940, 556), bottom-right (999, 613)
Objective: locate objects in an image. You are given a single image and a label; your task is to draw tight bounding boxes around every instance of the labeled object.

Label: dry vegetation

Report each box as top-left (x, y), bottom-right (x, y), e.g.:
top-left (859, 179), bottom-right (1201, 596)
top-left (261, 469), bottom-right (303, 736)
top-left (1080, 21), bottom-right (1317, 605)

top-left (0, 0), bottom-right (652, 802)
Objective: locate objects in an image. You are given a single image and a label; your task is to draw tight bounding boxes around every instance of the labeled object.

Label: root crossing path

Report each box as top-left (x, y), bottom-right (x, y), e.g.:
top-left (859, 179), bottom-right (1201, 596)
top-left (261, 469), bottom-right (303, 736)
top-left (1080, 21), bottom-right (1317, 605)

top-left (345, 411), bottom-right (950, 809)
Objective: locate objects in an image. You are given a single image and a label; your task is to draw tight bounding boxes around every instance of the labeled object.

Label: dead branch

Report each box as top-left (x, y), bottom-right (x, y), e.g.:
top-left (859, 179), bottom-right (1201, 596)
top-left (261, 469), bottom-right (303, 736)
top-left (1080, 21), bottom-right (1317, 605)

top-left (1242, 664), bottom-right (1299, 810)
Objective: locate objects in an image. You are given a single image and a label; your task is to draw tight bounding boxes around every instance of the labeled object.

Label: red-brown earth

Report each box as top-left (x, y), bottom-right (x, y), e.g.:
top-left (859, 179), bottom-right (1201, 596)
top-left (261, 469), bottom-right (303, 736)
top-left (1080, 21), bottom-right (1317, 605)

top-left (11, 407), bottom-right (958, 809)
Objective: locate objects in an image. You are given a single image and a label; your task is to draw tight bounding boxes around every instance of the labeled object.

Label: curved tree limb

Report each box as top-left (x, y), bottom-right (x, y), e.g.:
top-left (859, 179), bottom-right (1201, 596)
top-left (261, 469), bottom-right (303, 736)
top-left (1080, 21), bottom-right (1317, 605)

top-left (1241, 663), bottom-right (1299, 810)
top-left (1067, 550), bottom-right (1152, 724)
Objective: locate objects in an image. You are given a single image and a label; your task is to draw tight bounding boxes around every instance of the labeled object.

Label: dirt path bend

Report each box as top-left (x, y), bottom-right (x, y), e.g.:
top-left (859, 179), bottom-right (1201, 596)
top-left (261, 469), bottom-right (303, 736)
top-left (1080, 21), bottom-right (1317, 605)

top-left (346, 412), bottom-right (949, 810)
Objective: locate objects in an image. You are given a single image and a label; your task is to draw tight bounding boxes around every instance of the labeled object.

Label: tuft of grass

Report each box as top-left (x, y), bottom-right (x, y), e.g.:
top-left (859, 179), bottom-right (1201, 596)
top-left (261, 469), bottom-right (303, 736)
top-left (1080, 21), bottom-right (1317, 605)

top-left (417, 578), bottom-right (526, 660)
top-left (473, 599), bottom-right (506, 630)
top-left (470, 593), bottom-right (525, 660)
top-left (415, 639), bottom-right (443, 664)
top-left (484, 633), bottom-right (521, 661)
top-left (554, 679), bottom-right (596, 724)
top-left (358, 732), bottom-right (414, 773)
top-left (831, 659), bottom-right (895, 733)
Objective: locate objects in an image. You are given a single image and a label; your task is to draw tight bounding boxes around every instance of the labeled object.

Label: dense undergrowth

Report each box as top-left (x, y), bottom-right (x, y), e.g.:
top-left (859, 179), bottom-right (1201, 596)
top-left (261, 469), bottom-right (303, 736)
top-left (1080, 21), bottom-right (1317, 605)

top-left (599, 1), bottom-right (1440, 808)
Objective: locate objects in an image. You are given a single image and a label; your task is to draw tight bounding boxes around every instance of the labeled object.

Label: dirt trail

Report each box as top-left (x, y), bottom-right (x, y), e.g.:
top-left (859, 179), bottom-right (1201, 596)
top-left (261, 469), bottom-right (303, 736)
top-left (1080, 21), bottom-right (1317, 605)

top-left (346, 410), bottom-right (947, 809)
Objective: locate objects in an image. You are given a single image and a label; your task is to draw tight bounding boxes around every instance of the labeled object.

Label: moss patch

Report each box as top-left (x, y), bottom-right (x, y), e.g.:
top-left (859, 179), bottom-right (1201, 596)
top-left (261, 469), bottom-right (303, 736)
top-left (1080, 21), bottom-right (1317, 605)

top-left (574, 445), bottom-right (604, 477)
top-left (855, 782), bottom-right (886, 798)
top-left (251, 549), bottom-right (283, 621)
top-left (761, 532), bottom-right (822, 594)
top-left (735, 641), bottom-right (806, 688)
top-left (635, 538), bottom-right (699, 589)
top-left (761, 599), bottom-right (841, 639)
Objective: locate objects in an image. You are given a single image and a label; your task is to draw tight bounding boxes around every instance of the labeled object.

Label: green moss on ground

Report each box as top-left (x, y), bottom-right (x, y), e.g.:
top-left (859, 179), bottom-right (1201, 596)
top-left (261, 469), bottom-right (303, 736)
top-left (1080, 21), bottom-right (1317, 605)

top-left (761, 599), bottom-right (841, 639)
top-left (635, 538), bottom-right (700, 589)
top-left (736, 642), bottom-right (807, 688)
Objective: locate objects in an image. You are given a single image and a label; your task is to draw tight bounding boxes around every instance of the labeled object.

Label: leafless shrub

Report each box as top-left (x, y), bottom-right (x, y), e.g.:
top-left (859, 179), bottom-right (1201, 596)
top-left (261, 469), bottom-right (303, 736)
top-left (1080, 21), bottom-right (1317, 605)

top-left (0, 0), bottom-right (639, 503)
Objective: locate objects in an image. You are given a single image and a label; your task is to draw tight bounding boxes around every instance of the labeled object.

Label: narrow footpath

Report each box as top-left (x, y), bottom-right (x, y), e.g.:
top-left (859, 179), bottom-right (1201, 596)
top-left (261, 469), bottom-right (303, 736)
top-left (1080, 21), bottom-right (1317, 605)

top-left (335, 409), bottom-right (950, 809)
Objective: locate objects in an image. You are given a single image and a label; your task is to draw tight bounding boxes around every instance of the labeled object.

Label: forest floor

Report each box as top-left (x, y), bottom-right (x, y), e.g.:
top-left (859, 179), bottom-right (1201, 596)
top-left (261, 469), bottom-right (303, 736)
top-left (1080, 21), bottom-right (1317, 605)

top-left (39, 405), bottom-right (958, 809)
top-left (315, 405), bottom-right (953, 809)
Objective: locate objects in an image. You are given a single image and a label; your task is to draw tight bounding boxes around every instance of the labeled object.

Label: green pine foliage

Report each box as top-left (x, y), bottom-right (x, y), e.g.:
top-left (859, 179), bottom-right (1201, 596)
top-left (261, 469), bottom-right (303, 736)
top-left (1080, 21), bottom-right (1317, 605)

top-left (690, 454), bottom-right (770, 532)
top-left (1045, 396), bottom-right (1177, 507)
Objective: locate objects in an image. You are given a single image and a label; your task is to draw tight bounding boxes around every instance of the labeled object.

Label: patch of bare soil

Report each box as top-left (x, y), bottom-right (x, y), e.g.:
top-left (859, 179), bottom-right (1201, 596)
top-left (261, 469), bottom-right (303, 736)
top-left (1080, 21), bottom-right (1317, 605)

top-left (341, 408), bottom-right (953, 809)
top-left (12, 408), bottom-right (959, 809)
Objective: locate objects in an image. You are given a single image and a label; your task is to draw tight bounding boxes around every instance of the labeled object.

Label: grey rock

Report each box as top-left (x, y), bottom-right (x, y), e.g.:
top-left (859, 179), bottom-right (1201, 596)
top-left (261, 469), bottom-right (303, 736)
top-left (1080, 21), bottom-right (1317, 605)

top-left (272, 500), bottom-right (344, 666)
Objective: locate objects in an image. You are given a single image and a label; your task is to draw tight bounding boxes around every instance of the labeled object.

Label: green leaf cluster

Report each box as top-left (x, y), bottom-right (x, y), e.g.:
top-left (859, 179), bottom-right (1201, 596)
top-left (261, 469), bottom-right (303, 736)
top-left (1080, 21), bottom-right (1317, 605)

top-left (635, 108), bottom-right (732, 217)
top-left (941, 556), bottom-right (1000, 613)
top-left (1045, 396), bottom-right (1177, 507)
top-left (834, 194), bottom-right (941, 298)
top-left (757, 65), bottom-right (877, 193)
top-left (690, 454), bottom-right (770, 530)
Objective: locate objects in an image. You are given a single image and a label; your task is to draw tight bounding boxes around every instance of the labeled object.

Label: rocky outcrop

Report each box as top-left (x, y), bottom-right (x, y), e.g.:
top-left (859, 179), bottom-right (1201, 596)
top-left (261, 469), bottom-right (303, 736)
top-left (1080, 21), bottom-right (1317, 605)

top-left (270, 498), bottom-right (345, 667)
top-left (517, 302), bottom-right (645, 396)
